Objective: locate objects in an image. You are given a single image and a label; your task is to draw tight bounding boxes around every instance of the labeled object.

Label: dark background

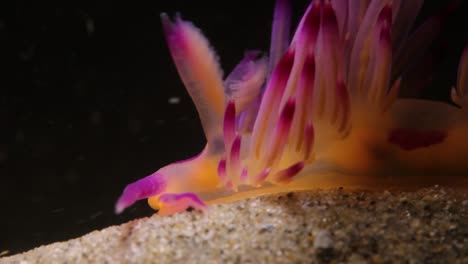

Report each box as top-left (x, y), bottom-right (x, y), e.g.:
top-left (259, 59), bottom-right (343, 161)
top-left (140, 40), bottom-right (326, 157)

top-left (2, 1), bottom-right (467, 256)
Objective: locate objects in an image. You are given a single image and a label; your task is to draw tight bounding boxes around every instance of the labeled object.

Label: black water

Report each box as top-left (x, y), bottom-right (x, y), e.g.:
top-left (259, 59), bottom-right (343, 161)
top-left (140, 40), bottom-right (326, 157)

top-left (2, 1), bottom-right (467, 256)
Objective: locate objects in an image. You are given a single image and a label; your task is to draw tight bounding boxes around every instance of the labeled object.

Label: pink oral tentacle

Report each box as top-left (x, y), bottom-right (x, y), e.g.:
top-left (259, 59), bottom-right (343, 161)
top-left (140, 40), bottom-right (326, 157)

top-left (115, 173), bottom-right (167, 214)
top-left (160, 13), bottom-right (225, 145)
top-left (240, 168), bottom-right (248, 183)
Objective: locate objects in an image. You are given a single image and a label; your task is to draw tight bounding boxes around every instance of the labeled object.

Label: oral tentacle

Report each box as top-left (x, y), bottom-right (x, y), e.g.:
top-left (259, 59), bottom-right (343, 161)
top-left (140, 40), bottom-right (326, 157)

top-left (115, 173), bottom-right (167, 214)
top-left (160, 13), bottom-right (225, 146)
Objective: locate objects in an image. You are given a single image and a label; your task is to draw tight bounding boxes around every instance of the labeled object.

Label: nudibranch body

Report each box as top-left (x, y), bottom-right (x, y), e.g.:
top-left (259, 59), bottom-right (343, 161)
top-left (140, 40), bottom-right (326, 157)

top-left (116, 0), bottom-right (468, 215)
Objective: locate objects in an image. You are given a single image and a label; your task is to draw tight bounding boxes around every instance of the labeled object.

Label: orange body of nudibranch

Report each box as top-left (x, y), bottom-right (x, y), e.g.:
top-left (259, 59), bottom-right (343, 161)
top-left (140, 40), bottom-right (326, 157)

top-left (116, 0), bottom-right (468, 215)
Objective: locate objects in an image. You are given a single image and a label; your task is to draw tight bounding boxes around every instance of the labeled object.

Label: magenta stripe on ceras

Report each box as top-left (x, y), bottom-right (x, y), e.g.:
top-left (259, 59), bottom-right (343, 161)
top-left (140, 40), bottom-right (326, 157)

top-left (373, 20), bottom-right (392, 105)
top-left (330, 0), bottom-right (348, 37)
top-left (293, 0), bottom-right (320, 59)
top-left (240, 168), bottom-right (248, 183)
top-left (223, 99), bottom-right (236, 147)
top-left (292, 51), bottom-right (315, 152)
top-left (250, 49), bottom-right (295, 159)
top-left (217, 157), bottom-right (227, 183)
top-left (228, 135), bottom-right (242, 188)
top-left (320, 1), bottom-right (341, 46)
top-left (360, 3), bottom-right (391, 104)
top-left (315, 1), bottom-right (343, 124)
top-left (264, 97), bottom-right (296, 167)
top-left (347, 0), bottom-right (389, 97)
top-left (252, 168), bottom-right (271, 186)
top-left (378, 3), bottom-right (392, 25)
top-left (368, 16), bottom-right (392, 107)
top-left (220, 99), bottom-right (239, 186)
top-left (274, 162), bottom-right (305, 184)
top-left (278, 0), bottom-right (320, 113)
top-left (290, 0), bottom-right (320, 44)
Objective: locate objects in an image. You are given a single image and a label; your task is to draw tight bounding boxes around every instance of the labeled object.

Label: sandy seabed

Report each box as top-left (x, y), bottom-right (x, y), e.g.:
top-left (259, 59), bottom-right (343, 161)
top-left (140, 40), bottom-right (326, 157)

top-left (1, 186), bottom-right (467, 263)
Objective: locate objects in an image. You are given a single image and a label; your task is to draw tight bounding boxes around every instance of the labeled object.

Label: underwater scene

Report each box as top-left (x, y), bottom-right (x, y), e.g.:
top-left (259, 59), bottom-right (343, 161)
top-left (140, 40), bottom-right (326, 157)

top-left (3, 0), bottom-right (468, 259)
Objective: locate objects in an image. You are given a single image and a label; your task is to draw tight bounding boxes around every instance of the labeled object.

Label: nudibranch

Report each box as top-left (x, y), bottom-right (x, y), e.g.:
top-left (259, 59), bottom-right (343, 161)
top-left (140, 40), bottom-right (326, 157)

top-left (116, 0), bottom-right (468, 215)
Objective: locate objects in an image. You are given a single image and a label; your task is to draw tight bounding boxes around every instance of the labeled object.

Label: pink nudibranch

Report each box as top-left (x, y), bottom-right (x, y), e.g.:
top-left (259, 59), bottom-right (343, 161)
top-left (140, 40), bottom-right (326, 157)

top-left (116, 0), bottom-right (468, 215)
